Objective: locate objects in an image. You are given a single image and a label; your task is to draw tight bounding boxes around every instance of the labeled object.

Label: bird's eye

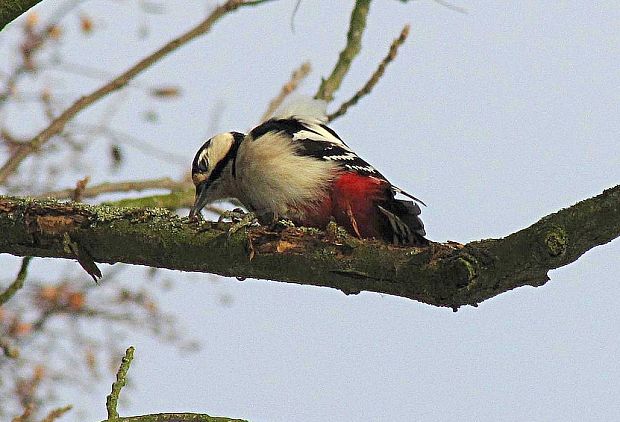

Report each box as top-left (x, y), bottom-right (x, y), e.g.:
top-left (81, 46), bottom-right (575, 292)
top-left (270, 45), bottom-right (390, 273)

top-left (192, 139), bottom-right (212, 174)
top-left (196, 158), bottom-right (208, 172)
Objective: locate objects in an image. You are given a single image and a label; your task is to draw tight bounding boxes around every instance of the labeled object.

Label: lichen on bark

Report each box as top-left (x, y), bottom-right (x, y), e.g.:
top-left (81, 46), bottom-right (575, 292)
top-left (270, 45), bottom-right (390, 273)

top-left (1, 184), bottom-right (619, 309)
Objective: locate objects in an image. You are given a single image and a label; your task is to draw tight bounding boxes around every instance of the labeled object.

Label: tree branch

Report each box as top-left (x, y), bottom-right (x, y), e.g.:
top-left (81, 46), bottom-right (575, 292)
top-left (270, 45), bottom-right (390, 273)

top-left (101, 347), bottom-right (247, 422)
top-left (0, 0), bottom-right (42, 32)
top-left (39, 177), bottom-right (223, 212)
top-left (327, 24), bottom-right (410, 122)
top-left (0, 0), bottom-right (275, 184)
top-left (40, 178), bottom-right (189, 200)
top-left (315, 0), bottom-right (371, 102)
top-left (0, 256), bottom-right (32, 305)
top-left (106, 346), bottom-right (134, 420)
top-left (1, 185), bottom-right (618, 309)
top-left (41, 405), bottom-right (72, 422)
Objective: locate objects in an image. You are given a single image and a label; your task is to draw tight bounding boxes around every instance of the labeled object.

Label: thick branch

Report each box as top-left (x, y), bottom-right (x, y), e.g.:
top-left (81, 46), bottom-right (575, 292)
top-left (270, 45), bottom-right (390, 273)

top-left (0, 0), bottom-right (42, 32)
top-left (1, 185), bottom-right (618, 309)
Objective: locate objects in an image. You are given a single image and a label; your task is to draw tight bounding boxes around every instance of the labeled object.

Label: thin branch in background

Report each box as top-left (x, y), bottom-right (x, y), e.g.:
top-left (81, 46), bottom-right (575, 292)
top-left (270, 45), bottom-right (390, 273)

top-left (0, 337), bottom-right (20, 359)
top-left (52, 60), bottom-right (153, 91)
top-left (433, 0), bottom-right (467, 14)
top-left (71, 176), bottom-right (90, 201)
top-left (0, 257), bottom-right (32, 306)
top-left (44, 60), bottom-right (179, 97)
top-left (71, 123), bottom-right (187, 165)
top-left (327, 24), bottom-right (410, 122)
top-left (38, 176), bottom-right (214, 212)
top-left (289, 0), bottom-right (302, 32)
top-left (0, 264), bottom-right (196, 416)
top-left (40, 89), bottom-right (56, 121)
top-left (104, 190), bottom-right (194, 210)
top-left (39, 177), bottom-right (188, 200)
top-left (14, 364), bottom-right (45, 418)
top-left (0, 0), bottom-right (275, 185)
top-left (40, 405), bottom-right (72, 422)
top-left (10, 403), bottom-right (34, 422)
top-left (106, 346), bottom-right (135, 420)
top-left (260, 61), bottom-right (311, 122)
top-left (314, 0), bottom-right (371, 102)
top-left (0, 4), bottom-right (71, 106)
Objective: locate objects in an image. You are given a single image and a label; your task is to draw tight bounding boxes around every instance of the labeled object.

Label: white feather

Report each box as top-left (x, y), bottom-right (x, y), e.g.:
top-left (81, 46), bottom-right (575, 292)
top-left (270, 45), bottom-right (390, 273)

top-left (272, 95), bottom-right (328, 122)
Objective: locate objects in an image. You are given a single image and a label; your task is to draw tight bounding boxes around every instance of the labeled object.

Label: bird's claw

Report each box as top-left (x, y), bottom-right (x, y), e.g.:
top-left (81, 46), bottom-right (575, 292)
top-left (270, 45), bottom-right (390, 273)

top-left (217, 207), bottom-right (247, 223)
top-left (268, 218), bottom-right (296, 231)
top-left (218, 208), bottom-right (259, 238)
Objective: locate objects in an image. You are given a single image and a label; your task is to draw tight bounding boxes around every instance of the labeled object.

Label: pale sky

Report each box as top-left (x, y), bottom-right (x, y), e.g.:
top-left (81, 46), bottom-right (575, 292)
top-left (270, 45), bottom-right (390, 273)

top-left (1, 1), bottom-right (619, 421)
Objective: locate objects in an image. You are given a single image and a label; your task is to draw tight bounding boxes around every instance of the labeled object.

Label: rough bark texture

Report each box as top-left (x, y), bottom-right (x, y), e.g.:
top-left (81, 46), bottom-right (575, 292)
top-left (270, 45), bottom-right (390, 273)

top-left (0, 0), bottom-right (42, 32)
top-left (1, 185), bottom-right (618, 309)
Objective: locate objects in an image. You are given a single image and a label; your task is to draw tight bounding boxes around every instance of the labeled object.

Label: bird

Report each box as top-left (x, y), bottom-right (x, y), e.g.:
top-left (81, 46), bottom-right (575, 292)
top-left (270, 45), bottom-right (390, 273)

top-left (189, 104), bottom-right (428, 246)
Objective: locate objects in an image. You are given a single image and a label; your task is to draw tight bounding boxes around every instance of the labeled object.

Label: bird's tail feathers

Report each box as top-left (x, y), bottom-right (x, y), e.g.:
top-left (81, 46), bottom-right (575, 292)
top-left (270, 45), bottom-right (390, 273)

top-left (378, 200), bottom-right (428, 246)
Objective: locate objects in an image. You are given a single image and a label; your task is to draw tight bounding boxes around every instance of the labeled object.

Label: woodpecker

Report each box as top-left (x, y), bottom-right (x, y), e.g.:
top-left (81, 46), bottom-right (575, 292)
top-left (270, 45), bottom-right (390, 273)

top-left (189, 113), bottom-right (428, 246)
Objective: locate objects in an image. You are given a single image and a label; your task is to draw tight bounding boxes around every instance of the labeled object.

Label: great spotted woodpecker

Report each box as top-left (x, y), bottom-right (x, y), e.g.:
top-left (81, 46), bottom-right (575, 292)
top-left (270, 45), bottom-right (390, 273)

top-left (189, 110), bottom-right (428, 246)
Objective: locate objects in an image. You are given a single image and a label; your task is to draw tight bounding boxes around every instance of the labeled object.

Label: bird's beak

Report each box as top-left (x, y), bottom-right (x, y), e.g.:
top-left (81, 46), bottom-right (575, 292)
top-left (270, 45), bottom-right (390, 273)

top-left (189, 182), bottom-right (210, 219)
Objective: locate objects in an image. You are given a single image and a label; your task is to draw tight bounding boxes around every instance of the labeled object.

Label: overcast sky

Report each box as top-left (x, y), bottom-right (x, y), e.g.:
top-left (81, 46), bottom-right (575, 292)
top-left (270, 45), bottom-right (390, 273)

top-left (1, 1), bottom-right (619, 421)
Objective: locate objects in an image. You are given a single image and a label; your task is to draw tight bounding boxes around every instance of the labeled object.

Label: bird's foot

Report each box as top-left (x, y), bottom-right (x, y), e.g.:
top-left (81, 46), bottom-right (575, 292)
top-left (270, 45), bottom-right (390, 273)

top-left (268, 218), bottom-right (296, 232)
top-left (217, 208), bottom-right (248, 223)
top-left (218, 208), bottom-right (259, 238)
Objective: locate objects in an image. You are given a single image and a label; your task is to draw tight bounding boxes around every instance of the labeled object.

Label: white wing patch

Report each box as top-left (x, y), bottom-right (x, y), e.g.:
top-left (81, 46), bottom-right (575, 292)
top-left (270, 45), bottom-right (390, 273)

top-left (295, 119), bottom-right (352, 149)
top-left (323, 152), bottom-right (358, 161)
top-left (344, 164), bottom-right (379, 174)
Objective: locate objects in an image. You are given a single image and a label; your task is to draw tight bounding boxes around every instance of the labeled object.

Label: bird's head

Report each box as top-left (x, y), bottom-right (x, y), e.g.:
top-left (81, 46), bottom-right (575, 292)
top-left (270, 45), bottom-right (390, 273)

top-left (189, 131), bottom-right (244, 219)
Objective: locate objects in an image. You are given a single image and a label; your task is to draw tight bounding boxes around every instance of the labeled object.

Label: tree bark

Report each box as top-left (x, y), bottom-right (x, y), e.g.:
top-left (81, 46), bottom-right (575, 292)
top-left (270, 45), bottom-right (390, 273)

top-left (1, 185), bottom-right (618, 309)
top-left (0, 0), bottom-right (43, 32)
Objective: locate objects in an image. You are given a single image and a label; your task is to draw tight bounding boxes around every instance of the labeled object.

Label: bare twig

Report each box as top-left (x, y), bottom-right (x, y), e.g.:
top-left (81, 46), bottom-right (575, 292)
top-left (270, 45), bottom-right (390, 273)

top-left (40, 177), bottom-right (188, 200)
top-left (328, 24), bottom-right (410, 122)
top-left (315, 0), bottom-right (371, 102)
top-left (433, 0), bottom-right (467, 14)
top-left (260, 61), bottom-right (311, 121)
top-left (39, 177), bottom-right (230, 214)
top-left (104, 190), bottom-right (193, 210)
top-left (0, 0), bottom-right (275, 184)
top-left (10, 403), bottom-right (34, 422)
top-left (0, 5), bottom-right (68, 105)
top-left (71, 176), bottom-right (90, 201)
top-left (41, 405), bottom-right (72, 422)
top-left (0, 256), bottom-right (32, 306)
top-left (0, 337), bottom-right (20, 358)
top-left (71, 123), bottom-right (187, 165)
top-left (106, 346), bottom-right (135, 420)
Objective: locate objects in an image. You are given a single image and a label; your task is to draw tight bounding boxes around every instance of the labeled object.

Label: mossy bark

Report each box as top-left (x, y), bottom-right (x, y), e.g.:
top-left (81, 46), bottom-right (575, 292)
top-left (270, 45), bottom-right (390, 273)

top-left (1, 185), bottom-right (618, 309)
